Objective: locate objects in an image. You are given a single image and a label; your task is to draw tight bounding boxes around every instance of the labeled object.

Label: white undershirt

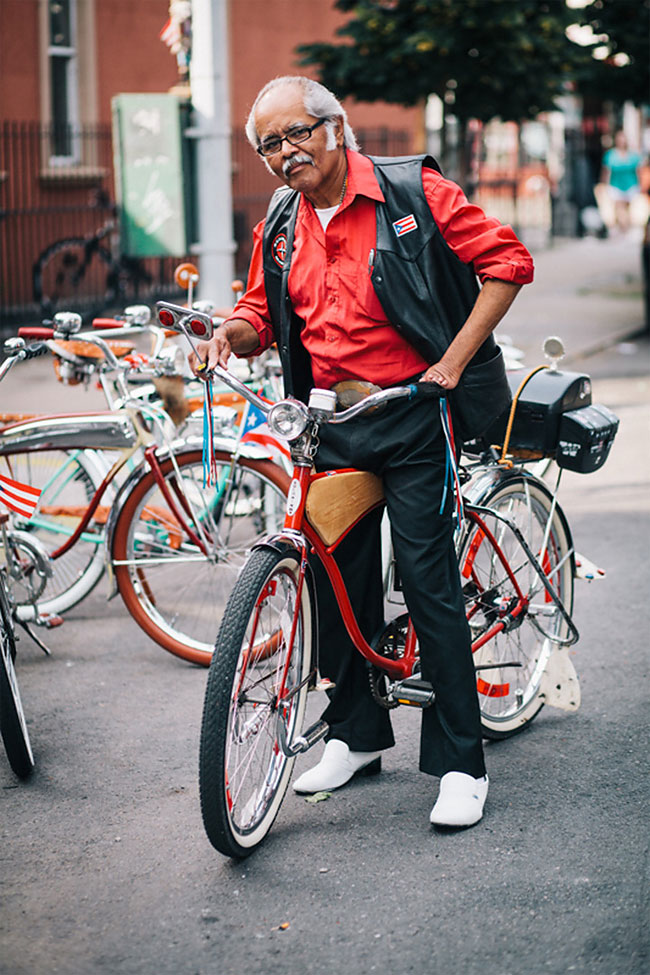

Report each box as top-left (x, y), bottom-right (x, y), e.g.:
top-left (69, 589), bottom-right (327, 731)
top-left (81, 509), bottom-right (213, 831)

top-left (315, 204), bottom-right (339, 230)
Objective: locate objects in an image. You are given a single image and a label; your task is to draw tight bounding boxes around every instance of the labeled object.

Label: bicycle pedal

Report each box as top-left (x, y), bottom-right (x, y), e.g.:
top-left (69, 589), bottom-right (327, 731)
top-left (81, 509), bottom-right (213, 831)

top-left (312, 677), bottom-right (336, 692)
top-left (36, 613), bottom-right (64, 629)
top-left (392, 677), bottom-right (435, 708)
top-left (280, 719), bottom-right (329, 757)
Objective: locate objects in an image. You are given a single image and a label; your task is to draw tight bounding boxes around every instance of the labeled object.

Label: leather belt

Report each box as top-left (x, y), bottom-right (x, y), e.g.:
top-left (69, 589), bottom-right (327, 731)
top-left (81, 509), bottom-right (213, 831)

top-left (330, 379), bottom-right (383, 412)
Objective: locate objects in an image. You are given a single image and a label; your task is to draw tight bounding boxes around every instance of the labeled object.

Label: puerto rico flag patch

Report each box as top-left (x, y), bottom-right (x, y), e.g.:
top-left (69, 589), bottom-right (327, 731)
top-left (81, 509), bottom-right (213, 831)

top-left (392, 214), bottom-right (418, 237)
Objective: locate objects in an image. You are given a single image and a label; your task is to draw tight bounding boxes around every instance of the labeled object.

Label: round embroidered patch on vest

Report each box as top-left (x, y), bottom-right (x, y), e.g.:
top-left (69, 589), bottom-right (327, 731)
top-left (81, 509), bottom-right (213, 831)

top-left (271, 232), bottom-right (287, 268)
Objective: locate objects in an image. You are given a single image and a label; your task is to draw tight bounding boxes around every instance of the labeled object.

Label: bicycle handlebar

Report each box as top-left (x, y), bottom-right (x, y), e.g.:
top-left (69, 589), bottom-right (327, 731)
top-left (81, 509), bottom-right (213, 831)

top-left (18, 317), bottom-right (171, 372)
top-left (207, 361), bottom-right (444, 433)
top-left (0, 341), bottom-right (50, 383)
top-left (330, 380), bottom-right (445, 423)
top-left (21, 341), bottom-right (50, 360)
top-left (208, 363), bottom-right (271, 413)
top-left (16, 326), bottom-right (122, 371)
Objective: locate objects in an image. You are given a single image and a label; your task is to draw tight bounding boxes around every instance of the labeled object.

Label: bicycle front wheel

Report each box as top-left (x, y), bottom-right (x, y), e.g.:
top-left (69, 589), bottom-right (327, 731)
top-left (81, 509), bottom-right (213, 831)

top-left (0, 580), bottom-right (34, 778)
top-left (111, 449), bottom-right (289, 666)
top-left (199, 547), bottom-right (313, 858)
top-left (459, 474), bottom-right (574, 739)
top-left (0, 448), bottom-right (107, 618)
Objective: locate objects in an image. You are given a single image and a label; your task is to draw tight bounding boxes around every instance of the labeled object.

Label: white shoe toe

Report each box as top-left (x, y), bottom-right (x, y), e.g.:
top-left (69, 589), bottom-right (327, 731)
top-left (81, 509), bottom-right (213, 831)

top-left (429, 772), bottom-right (489, 827)
top-left (292, 739), bottom-right (382, 794)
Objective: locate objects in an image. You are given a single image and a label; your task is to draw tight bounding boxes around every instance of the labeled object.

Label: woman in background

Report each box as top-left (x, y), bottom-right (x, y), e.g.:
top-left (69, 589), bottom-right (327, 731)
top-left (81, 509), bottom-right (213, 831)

top-left (601, 131), bottom-right (642, 234)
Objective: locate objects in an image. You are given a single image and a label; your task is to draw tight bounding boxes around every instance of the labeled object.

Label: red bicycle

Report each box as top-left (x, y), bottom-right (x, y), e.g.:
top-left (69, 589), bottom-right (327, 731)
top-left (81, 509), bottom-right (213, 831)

top-left (188, 353), bottom-right (583, 858)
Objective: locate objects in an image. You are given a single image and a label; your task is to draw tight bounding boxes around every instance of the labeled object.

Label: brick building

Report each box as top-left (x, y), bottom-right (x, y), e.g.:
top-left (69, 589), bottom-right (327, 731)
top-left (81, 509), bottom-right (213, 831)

top-left (0, 0), bottom-right (417, 325)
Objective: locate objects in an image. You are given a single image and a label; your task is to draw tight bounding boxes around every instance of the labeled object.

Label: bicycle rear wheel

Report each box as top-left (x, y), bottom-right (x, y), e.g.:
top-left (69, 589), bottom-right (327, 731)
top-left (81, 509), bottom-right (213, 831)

top-left (0, 449), bottom-right (107, 618)
top-left (111, 449), bottom-right (289, 666)
top-left (0, 579), bottom-right (34, 778)
top-left (32, 235), bottom-right (116, 318)
top-left (459, 474), bottom-right (574, 738)
top-left (199, 547), bottom-right (313, 857)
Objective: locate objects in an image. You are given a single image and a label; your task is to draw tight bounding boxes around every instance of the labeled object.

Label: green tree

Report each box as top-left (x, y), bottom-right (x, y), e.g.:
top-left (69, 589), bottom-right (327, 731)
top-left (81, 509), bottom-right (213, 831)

top-left (298, 0), bottom-right (588, 125)
top-left (573, 0), bottom-right (650, 107)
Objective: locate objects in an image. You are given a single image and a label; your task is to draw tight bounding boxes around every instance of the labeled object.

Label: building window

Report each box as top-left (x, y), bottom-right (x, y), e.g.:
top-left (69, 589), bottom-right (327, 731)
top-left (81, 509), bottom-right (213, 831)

top-left (49, 0), bottom-right (79, 161)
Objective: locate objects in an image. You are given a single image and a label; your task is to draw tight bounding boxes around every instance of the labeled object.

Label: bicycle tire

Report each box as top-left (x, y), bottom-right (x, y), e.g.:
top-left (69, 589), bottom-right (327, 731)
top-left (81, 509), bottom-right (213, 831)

top-left (459, 473), bottom-right (574, 739)
top-left (111, 449), bottom-right (290, 666)
top-left (1, 449), bottom-right (108, 618)
top-left (0, 579), bottom-right (34, 778)
top-left (199, 546), bottom-right (313, 857)
top-left (32, 235), bottom-right (116, 318)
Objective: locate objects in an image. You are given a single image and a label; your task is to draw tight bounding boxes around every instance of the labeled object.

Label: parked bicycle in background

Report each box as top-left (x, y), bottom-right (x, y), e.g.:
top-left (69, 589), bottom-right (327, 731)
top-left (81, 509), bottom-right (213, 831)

top-left (0, 311), bottom-right (288, 665)
top-left (0, 336), bottom-right (62, 780)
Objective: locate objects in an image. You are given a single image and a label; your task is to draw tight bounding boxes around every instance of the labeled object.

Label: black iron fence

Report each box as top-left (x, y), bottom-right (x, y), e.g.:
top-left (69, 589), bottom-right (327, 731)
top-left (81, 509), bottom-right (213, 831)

top-left (0, 122), bottom-right (414, 331)
top-left (0, 122), bottom-right (190, 331)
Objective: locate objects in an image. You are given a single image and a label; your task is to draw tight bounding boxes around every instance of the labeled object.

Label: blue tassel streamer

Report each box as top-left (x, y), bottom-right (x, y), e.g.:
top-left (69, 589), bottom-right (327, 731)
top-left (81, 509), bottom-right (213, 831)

top-left (202, 378), bottom-right (216, 487)
top-left (439, 397), bottom-right (464, 527)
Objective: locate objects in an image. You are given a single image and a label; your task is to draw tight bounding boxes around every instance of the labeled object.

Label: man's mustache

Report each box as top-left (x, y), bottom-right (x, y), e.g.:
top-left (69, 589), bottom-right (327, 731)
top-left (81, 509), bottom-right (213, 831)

top-left (283, 154), bottom-right (314, 177)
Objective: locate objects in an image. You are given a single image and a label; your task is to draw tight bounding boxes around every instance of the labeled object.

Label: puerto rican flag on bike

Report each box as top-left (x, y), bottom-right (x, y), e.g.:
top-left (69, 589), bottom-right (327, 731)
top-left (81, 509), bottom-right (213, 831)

top-left (240, 401), bottom-right (290, 467)
top-left (0, 474), bottom-right (41, 519)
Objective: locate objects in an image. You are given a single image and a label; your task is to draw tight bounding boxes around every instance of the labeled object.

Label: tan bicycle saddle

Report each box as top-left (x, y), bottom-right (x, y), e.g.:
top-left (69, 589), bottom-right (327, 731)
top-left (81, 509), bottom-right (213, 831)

top-left (50, 338), bottom-right (136, 385)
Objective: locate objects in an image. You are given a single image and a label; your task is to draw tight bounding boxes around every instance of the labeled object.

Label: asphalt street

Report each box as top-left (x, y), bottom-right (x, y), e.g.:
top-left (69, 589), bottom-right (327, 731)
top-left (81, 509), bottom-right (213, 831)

top-left (0, 232), bottom-right (648, 975)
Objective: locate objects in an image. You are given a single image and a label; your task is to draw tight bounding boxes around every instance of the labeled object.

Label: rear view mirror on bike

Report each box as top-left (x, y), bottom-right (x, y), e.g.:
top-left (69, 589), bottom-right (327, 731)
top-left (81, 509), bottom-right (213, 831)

top-left (156, 301), bottom-right (215, 344)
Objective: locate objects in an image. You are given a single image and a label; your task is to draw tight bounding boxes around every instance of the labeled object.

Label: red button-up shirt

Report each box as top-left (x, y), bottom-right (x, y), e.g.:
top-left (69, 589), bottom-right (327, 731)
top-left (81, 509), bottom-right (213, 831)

top-left (228, 150), bottom-right (534, 389)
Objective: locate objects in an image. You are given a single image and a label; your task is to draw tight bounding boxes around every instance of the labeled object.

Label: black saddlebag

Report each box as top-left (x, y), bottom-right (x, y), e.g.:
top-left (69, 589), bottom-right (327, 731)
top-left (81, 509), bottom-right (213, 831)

top-left (483, 368), bottom-right (593, 454)
top-left (556, 404), bottom-right (619, 473)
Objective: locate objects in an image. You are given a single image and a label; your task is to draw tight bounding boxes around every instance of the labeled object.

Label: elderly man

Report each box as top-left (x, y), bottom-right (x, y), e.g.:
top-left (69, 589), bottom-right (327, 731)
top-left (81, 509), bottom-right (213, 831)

top-left (191, 75), bottom-right (533, 829)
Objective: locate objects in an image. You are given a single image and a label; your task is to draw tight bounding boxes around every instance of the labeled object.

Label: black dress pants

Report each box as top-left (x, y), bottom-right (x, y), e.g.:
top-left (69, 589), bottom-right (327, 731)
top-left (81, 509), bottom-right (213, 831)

top-left (311, 395), bottom-right (486, 779)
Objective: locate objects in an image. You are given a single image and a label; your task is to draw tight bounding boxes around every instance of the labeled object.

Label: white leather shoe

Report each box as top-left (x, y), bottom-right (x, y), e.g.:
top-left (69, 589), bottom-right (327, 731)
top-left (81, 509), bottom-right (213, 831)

top-left (429, 772), bottom-right (489, 828)
top-left (292, 739), bottom-right (382, 794)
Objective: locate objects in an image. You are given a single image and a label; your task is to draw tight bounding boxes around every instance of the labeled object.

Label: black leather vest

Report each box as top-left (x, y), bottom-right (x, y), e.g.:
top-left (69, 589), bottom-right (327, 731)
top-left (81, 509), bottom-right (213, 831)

top-left (261, 154), bottom-right (507, 436)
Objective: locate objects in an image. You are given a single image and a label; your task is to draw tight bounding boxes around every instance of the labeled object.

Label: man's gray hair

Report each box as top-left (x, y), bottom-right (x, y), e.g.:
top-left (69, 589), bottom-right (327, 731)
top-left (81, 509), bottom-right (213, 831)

top-left (245, 76), bottom-right (359, 152)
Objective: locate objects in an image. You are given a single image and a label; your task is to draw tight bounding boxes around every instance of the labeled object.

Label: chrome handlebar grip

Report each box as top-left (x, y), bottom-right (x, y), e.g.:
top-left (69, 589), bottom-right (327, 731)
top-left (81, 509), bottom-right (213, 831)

top-left (329, 385), bottom-right (415, 423)
top-left (330, 382), bottom-right (444, 423)
top-left (208, 362), bottom-right (272, 416)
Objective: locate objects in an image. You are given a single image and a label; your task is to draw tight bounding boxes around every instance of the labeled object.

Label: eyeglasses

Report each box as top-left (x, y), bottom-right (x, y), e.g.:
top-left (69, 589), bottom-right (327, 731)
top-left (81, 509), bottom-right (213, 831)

top-left (256, 118), bottom-right (327, 157)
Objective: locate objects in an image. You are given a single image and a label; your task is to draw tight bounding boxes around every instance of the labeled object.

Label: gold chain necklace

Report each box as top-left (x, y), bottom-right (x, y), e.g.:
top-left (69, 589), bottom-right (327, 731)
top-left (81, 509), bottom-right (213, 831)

top-left (338, 170), bottom-right (348, 206)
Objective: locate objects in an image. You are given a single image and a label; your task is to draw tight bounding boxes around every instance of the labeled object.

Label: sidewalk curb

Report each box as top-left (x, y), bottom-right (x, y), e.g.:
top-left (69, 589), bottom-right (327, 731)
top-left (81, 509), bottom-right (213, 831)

top-left (564, 323), bottom-right (647, 366)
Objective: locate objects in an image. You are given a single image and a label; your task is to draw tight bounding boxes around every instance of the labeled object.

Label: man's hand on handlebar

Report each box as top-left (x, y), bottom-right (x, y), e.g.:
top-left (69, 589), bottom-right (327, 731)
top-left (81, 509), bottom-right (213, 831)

top-left (188, 330), bottom-right (232, 376)
top-left (421, 360), bottom-right (460, 390)
top-left (187, 319), bottom-right (261, 378)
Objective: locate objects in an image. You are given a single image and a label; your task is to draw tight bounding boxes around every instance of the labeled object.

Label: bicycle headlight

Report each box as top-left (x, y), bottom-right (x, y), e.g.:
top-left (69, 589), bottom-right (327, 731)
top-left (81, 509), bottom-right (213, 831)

top-left (157, 345), bottom-right (185, 374)
top-left (267, 400), bottom-right (309, 441)
top-left (124, 305), bottom-right (151, 326)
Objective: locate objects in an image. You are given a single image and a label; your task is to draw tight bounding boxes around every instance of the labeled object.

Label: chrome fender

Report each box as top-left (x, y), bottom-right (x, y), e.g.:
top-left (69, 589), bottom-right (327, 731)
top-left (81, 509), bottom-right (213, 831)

top-left (251, 532), bottom-right (305, 558)
top-left (0, 412), bottom-right (137, 453)
top-left (461, 462), bottom-right (510, 506)
top-left (154, 432), bottom-right (286, 465)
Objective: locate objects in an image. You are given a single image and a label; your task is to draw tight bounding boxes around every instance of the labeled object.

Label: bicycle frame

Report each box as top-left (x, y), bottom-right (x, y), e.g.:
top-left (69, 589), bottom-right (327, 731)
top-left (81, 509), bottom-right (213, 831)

top-left (260, 462), bottom-right (578, 704)
top-left (187, 379), bottom-right (577, 719)
top-left (156, 301), bottom-right (580, 705)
